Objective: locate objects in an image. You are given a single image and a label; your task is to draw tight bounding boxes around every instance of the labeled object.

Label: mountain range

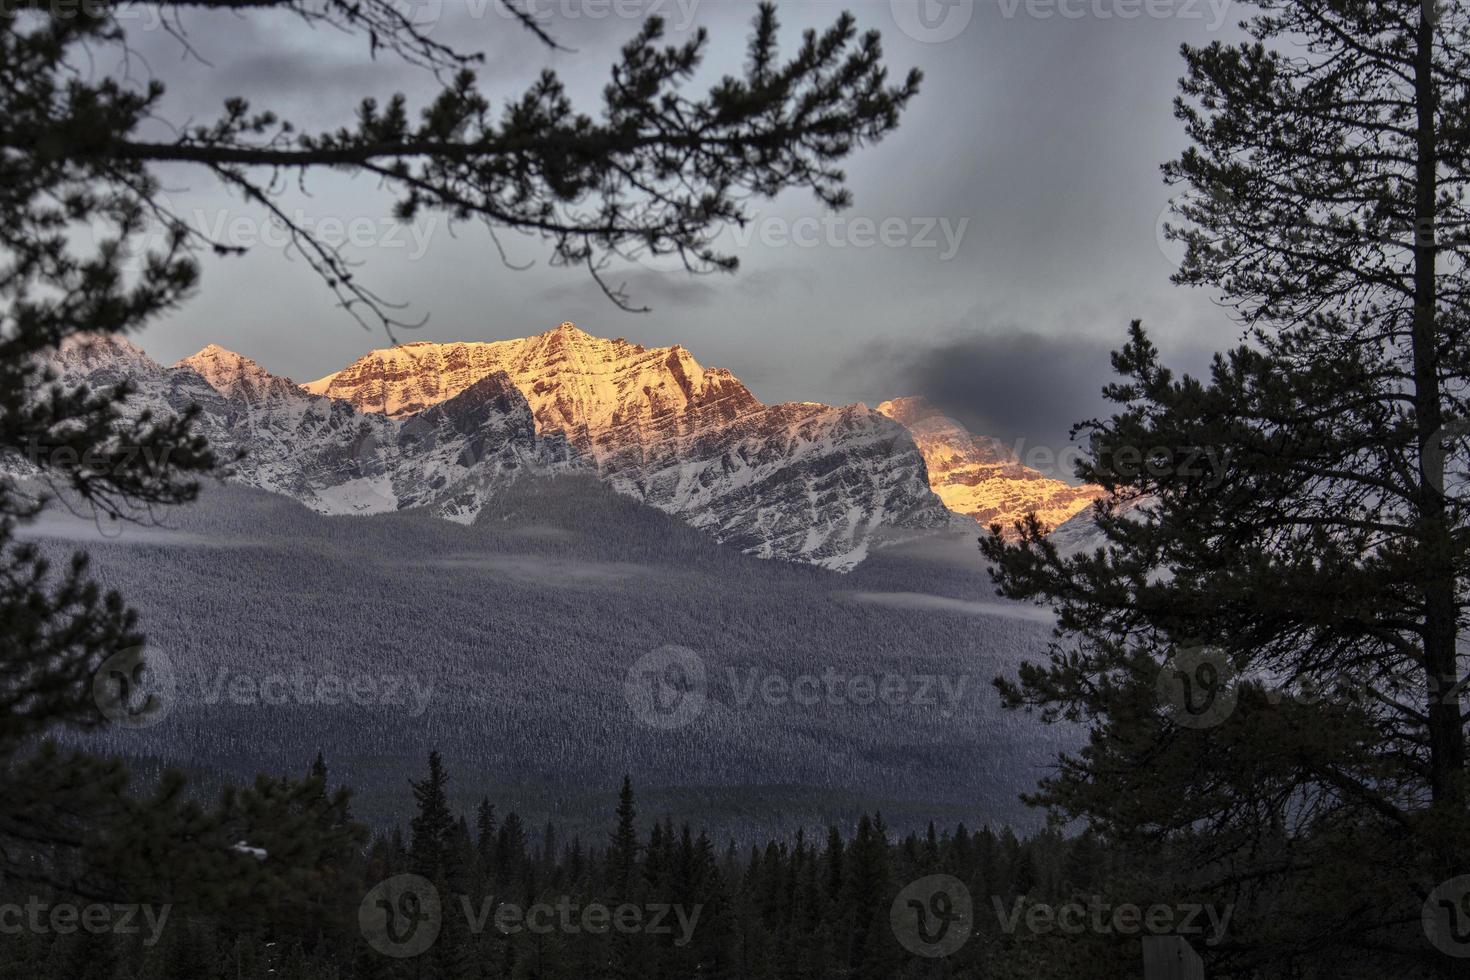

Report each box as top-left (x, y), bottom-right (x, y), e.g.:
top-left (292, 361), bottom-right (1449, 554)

top-left (26, 324), bottom-right (1104, 835)
top-left (38, 323), bottom-right (1100, 570)
top-left (38, 476), bottom-right (1072, 837)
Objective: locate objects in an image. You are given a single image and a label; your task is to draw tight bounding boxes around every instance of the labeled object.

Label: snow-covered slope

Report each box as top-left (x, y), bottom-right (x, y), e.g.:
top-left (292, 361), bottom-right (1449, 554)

top-left (304, 322), bottom-right (955, 569)
top-left (41, 329), bottom-right (953, 569)
top-left (45, 335), bottom-right (578, 523)
top-left (876, 397), bottom-right (1102, 534)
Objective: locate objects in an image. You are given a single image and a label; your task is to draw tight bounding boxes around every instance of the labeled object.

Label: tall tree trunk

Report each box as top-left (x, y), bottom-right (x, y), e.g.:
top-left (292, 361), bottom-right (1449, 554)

top-left (1412, 0), bottom-right (1466, 816)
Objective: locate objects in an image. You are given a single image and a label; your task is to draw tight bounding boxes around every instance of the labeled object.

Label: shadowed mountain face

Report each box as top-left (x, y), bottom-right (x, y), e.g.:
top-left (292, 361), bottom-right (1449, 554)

top-left (43, 333), bottom-right (578, 523)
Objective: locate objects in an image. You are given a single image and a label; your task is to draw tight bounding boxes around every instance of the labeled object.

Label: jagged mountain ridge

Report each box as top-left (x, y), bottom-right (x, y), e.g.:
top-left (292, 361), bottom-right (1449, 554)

top-left (42, 334), bottom-right (577, 522)
top-left (304, 322), bottom-right (759, 450)
top-left (36, 325), bottom-right (1099, 568)
top-left (876, 396), bottom-right (1102, 533)
top-left (301, 322), bottom-right (960, 568)
top-left (39, 328), bottom-right (957, 569)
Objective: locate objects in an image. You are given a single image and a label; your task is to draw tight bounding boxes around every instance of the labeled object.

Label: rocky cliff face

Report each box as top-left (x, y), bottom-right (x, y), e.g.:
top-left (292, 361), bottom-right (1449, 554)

top-left (43, 334), bottom-right (577, 523)
top-left (876, 396), bottom-right (1102, 534)
top-left (303, 322), bottom-right (760, 444)
top-left (41, 327), bottom-right (957, 569)
top-left (305, 323), bottom-right (955, 569)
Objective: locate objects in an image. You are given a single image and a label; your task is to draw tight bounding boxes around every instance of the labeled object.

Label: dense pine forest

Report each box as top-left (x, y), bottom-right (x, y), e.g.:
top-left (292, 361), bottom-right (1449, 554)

top-left (0, 751), bottom-right (1166, 979)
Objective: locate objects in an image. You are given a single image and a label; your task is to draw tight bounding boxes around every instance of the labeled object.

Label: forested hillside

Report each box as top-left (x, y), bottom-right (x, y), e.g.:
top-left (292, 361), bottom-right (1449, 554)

top-left (31, 477), bottom-right (1070, 839)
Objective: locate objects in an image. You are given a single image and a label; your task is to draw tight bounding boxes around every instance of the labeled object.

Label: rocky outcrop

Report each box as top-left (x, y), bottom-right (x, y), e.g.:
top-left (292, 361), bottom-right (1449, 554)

top-left (877, 396), bottom-right (1102, 534)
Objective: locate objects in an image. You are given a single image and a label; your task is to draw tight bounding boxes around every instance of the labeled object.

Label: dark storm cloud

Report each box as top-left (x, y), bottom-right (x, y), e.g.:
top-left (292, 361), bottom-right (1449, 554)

top-left (860, 330), bottom-right (1121, 451)
top-left (535, 264), bottom-right (815, 315)
top-left (855, 322), bottom-right (1220, 466)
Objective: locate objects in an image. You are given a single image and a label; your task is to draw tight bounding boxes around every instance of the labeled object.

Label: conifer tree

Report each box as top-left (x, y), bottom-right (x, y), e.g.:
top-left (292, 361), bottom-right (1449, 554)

top-left (823, 826), bottom-right (845, 904)
top-left (984, 2), bottom-right (1470, 974)
top-left (408, 750), bottom-right (453, 881)
top-left (608, 775), bottom-right (640, 897)
top-left (475, 796), bottom-right (497, 890)
top-left (496, 812), bottom-right (528, 899)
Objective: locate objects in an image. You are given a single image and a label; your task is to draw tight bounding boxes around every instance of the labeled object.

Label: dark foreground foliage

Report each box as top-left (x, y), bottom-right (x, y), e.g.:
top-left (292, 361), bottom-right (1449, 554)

top-left (0, 751), bottom-right (1182, 980)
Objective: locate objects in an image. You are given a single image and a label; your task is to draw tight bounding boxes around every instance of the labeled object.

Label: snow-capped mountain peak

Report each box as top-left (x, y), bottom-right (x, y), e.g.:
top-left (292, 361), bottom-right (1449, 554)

top-left (36, 325), bottom-right (1097, 568)
top-left (876, 396), bottom-right (1103, 533)
top-left (53, 332), bottom-right (160, 377)
top-left (302, 322), bottom-right (759, 440)
top-left (175, 345), bottom-right (303, 405)
top-left (299, 323), bottom-right (948, 569)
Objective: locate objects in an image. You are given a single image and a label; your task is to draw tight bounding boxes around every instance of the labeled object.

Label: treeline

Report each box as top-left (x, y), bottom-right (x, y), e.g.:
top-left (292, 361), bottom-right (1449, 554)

top-left (0, 751), bottom-right (1156, 980)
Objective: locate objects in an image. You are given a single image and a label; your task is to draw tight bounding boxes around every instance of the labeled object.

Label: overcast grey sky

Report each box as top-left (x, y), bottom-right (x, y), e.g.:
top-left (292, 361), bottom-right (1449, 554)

top-left (125, 0), bottom-right (1247, 453)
